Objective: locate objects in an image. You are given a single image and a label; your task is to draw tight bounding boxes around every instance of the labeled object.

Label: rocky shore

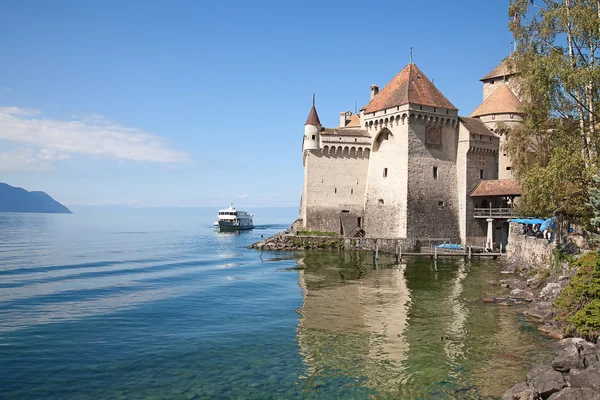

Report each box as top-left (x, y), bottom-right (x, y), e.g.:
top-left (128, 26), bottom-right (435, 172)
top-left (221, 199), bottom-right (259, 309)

top-left (502, 338), bottom-right (600, 399)
top-left (249, 231), bottom-right (344, 251)
top-left (488, 262), bottom-right (575, 340)
top-left (496, 258), bottom-right (600, 398)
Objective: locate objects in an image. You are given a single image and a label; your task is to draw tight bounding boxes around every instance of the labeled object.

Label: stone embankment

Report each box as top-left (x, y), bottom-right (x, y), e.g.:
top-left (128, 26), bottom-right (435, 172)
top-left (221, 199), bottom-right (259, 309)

top-left (249, 231), bottom-right (345, 251)
top-left (502, 338), bottom-right (600, 399)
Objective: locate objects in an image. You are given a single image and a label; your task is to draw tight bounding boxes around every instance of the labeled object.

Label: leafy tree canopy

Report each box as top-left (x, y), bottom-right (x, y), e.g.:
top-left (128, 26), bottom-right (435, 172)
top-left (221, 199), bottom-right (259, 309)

top-left (507, 0), bottom-right (600, 225)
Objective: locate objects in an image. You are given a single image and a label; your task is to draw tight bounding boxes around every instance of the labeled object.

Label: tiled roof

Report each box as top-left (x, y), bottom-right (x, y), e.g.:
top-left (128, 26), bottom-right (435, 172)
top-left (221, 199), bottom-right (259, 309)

top-left (459, 117), bottom-right (497, 137)
top-left (305, 105), bottom-right (321, 126)
top-left (470, 85), bottom-right (522, 117)
top-left (320, 128), bottom-right (370, 137)
top-left (470, 179), bottom-right (521, 197)
top-left (345, 114), bottom-right (361, 128)
top-left (361, 63), bottom-right (457, 113)
top-left (480, 59), bottom-right (517, 81)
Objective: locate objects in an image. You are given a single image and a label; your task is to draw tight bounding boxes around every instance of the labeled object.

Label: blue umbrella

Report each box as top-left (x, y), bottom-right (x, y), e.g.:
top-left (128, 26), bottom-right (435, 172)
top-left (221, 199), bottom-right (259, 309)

top-left (540, 217), bottom-right (556, 231)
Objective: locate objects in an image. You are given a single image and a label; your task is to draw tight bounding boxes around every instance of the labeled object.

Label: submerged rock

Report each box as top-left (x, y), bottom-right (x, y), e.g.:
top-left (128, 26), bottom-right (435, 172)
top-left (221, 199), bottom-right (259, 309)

top-left (502, 382), bottom-right (536, 400)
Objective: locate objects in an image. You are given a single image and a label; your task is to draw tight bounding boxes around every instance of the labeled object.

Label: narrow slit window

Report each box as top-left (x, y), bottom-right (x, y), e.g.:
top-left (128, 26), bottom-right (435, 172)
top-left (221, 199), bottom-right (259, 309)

top-left (480, 170), bottom-right (484, 179)
top-left (334, 188), bottom-right (337, 193)
top-left (433, 167), bottom-right (438, 179)
top-left (351, 188), bottom-right (353, 194)
top-left (383, 168), bottom-right (388, 177)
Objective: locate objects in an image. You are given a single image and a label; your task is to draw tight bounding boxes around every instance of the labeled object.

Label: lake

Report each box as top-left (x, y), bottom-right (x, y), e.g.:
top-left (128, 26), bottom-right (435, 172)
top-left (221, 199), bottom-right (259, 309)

top-left (0, 208), bottom-right (554, 399)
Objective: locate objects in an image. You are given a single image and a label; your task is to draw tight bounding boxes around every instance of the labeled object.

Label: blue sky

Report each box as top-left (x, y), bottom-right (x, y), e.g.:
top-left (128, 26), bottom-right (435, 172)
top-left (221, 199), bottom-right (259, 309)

top-left (0, 0), bottom-right (515, 208)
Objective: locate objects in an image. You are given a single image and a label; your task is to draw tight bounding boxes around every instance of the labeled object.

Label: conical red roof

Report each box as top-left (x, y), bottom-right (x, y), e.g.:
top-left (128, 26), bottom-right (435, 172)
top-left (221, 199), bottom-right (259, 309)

top-left (362, 63), bottom-right (457, 113)
top-left (470, 85), bottom-right (521, 117)
top-left (305, 105), bottom-right (321, 126)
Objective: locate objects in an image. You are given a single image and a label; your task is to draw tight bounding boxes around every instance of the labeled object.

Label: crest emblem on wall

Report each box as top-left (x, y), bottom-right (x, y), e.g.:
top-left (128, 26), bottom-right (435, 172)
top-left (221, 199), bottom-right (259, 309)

top-left (425, 125), bottom-right (442, 148)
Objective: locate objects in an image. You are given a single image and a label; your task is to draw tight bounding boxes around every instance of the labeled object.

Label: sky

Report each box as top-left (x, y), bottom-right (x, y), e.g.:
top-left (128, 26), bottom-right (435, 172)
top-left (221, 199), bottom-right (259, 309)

top-left (0, 0), bottom-right (515, 208)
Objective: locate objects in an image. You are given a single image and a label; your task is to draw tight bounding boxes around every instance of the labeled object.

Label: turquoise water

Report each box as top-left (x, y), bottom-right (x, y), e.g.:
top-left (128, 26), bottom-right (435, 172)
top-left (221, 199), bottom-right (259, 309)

top-left (0, 209), bottom-right (554, 399)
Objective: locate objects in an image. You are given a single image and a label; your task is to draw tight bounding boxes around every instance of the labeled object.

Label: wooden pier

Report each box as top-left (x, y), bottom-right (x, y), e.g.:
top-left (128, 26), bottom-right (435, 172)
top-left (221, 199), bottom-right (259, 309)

top-left (374, 241), bottom-right (504, 261)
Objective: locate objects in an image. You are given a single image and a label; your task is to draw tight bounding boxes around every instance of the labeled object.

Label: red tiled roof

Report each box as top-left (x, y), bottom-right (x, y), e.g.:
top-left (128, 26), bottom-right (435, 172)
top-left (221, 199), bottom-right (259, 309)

top-left (480, 59), bottom-right (517, 81)
top-left (305, 105), bottom-right (321, 126)
top-left (470, 179), bottom-right (521, 197)
top-left (361, 63), bottom-right (457, 113)
top-left (470, 85), bottom-right (522, 117)
top-left (459, 117), bottom-right (497, 137)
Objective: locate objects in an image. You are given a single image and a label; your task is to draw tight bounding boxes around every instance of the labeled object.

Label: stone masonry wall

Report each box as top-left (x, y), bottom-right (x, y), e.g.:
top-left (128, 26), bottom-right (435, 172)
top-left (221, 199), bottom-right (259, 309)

top-left (407, 117), bottom-right (460, 241)
top-left (303, 150), bottom-right (368, 232)
top-left (507, 222), bottom-right (554, 269)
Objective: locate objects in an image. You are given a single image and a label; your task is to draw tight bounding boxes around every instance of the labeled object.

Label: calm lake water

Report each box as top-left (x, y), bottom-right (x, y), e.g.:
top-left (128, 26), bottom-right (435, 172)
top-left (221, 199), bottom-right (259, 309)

top-left (0, 209), bottom-right (554, 399)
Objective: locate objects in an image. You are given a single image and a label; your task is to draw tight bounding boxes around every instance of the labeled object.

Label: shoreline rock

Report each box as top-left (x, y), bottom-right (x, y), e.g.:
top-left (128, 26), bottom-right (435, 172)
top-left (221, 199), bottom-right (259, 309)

top-left (502, 338), bottom-right (600, 399)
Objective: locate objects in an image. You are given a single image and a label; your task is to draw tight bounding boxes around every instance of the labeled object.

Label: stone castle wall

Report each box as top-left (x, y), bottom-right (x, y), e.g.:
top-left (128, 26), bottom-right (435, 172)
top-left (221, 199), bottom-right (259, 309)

top-left (406, 117), bottom-right (460, 241)
top-left (363, 125), bottom-right (408, 238)
top-left (302, 149), bottom-right (369, 232)
top-left (507, 222), bottom-right (554, 269)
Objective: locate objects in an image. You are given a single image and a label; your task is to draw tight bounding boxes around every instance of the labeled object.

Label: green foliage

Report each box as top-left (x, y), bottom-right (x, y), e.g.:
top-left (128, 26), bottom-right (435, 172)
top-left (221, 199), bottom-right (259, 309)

top-left (554, 252), bottom-right (600, 340)
top-left (506, 1), bottom-right (600, 225)
top-left (297, 231), bottom-right (339, 237)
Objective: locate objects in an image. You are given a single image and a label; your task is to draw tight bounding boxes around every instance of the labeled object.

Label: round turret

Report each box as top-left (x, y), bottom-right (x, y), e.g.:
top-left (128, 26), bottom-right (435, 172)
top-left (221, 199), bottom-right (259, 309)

top-left (303, 99), bottom-right (321, 152)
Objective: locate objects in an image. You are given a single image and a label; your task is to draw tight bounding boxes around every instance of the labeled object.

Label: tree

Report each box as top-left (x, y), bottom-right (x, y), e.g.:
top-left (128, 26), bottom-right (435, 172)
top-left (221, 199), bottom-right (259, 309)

top-left (506, 0), bottom-right (600, 224)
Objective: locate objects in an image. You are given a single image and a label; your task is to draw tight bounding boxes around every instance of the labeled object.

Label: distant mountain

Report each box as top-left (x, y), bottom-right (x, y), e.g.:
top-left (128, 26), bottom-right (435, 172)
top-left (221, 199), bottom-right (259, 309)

top-left (0, 183), bottom-right (72, 214)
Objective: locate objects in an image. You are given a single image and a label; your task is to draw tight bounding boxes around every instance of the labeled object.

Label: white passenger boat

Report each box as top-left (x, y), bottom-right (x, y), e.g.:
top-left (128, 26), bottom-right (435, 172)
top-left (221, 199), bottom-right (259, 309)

top-left (216, 203), bottom-right (254, 231)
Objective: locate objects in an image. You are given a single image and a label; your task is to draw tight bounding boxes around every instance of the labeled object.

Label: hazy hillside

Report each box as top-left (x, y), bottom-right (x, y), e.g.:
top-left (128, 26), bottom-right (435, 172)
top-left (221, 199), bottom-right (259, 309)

top-left (0, 183), bottom-right (72, 214)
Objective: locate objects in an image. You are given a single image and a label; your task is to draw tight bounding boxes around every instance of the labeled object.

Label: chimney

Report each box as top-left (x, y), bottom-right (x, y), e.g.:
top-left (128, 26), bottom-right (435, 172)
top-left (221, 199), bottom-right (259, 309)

top-left (370, 84), bottom-right (379, 100)
top-left (339, 111), bottom-right (352, 127)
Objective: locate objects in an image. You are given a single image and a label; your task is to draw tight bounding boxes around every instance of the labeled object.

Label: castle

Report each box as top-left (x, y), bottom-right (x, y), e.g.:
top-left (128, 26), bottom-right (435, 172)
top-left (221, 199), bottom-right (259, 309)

top-left (299, 59), bottom-right (523, 247)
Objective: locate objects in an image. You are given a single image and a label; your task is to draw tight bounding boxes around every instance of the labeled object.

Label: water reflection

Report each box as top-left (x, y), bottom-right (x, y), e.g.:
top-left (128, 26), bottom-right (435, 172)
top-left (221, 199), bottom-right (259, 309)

top-left (297, 252), bottom-right (411, 393)
top-left (294, 252), bottom-right (554, 399)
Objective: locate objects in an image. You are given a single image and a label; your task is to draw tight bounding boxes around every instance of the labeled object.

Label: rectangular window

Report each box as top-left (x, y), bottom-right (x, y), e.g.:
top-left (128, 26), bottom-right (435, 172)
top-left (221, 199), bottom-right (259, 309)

top-left (506, 166), bottom-right (512, 171)
top-left (311, 135), bottom-right (315, 140)
top-left (334, 188), bottom-right (337, 193)
top-left (433, 167), bottom-right (438, 179)
top-left (378, 199), bottom-right (384, 205)
top-left (438, 201), bottom-right (445, 207)
top-left (357, 217), bottom-right (362, 227)
top-left (351, 188), bottom-right (353, 194)
top-left (480, 170), bottom-right (484, 179)
top-left (383, 168), bottom-right (388, 177)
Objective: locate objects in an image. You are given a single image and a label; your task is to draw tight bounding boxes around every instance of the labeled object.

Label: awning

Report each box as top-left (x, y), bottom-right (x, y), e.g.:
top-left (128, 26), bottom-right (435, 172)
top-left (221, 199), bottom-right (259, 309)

top-left (540, 217), bottom-right (556, 231)
top-left (509, 218), bottom-right (545, 225)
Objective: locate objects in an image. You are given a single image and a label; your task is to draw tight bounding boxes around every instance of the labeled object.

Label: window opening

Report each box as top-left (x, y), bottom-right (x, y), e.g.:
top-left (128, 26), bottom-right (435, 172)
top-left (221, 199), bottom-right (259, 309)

top-left (433, 167), bottom-right (438, 179)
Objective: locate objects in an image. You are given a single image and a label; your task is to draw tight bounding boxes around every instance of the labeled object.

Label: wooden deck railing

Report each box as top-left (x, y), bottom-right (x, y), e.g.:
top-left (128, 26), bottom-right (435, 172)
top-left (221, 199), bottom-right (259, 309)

top-left (474, 207), bottom-right (515, 219)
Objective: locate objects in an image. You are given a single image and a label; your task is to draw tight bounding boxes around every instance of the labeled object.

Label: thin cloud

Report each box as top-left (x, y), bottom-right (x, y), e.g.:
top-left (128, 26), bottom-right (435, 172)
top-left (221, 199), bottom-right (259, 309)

top-left (0, 148), bottom-right (70, 172)
top-left (238, 194), bottom-right (250, 199)
top-left (0, 107), bottom-right (190, 164)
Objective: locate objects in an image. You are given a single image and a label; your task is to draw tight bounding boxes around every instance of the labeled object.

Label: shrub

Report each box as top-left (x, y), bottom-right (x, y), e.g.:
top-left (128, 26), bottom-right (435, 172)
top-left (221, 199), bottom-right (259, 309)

top-left (554, 252), bottom-right (600, 341)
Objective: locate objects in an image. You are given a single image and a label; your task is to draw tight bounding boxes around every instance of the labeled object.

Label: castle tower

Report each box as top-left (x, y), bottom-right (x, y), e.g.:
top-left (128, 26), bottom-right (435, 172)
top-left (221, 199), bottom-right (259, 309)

top-left (360, 63), bottom-right (460, 240)
top-left (471, 61), bottom-right (523, 180)
top-left (303, 95), bottom-right (321, 156)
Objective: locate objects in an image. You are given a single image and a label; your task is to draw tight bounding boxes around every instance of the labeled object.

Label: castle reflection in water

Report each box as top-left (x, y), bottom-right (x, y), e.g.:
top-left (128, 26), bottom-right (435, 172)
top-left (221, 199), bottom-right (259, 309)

top-left (293, 252), bottom-right (553, 398)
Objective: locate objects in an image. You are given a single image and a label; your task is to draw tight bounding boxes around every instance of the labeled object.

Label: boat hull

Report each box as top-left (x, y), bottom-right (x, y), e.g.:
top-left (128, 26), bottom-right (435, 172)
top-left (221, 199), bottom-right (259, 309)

top-left (218, 221), bottom-right (254, 231)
